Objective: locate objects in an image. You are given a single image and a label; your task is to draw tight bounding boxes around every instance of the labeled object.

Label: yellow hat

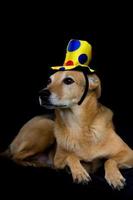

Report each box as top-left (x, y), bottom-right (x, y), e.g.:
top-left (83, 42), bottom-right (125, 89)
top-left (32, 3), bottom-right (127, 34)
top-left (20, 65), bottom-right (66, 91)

top-left (51, 39), bottom-right (95, 73)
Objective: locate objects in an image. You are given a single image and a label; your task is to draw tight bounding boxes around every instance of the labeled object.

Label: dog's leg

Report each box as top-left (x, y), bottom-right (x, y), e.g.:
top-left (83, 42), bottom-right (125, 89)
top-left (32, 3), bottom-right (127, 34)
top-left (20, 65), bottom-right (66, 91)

top-left (104, 150), bottom-right (133, 190)
top-left (54, 147), bottom-right (91, 183)
top-left (14, 148), bottom-right (56, 168)
top-left (104, 158), bottom-right (126, 190)
top-left (66, 154), bottom-right (91, 183)
top-left (54, 147), bottom-right (68, 169)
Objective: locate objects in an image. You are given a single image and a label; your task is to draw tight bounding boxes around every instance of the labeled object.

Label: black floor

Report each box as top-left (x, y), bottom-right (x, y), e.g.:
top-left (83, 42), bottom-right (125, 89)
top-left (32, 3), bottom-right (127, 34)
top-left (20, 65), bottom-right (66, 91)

top-left (0, 156), bottom-right (133, 199)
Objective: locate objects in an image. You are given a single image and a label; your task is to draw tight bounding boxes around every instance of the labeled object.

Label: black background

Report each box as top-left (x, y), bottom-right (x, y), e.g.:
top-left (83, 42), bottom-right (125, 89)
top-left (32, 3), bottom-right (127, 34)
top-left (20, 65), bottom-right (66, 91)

top-left (0, 7), bottom-right (133, 199)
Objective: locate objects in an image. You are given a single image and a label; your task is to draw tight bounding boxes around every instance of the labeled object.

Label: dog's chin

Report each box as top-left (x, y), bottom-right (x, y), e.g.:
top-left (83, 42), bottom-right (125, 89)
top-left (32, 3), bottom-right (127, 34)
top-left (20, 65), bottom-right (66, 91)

top-left (43, 104), bottom-right (69, 109)
top-left (39, 98), bottom-right (74, 109)
top-left (41, 104), bottom-right (56, 109)
top-left (40, 101), bottom-right (69, 109)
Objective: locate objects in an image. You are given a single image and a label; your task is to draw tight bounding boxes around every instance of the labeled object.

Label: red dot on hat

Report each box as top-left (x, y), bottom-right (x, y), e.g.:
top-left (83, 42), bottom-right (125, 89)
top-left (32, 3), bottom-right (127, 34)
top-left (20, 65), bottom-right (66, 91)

top-left (65, 60), bottom-right (74, 66)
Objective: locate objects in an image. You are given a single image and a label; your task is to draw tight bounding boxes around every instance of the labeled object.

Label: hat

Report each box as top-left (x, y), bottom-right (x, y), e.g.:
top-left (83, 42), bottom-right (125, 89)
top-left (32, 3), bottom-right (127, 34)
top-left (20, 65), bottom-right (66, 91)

top-left (51, 39), bottom-right (95, 73)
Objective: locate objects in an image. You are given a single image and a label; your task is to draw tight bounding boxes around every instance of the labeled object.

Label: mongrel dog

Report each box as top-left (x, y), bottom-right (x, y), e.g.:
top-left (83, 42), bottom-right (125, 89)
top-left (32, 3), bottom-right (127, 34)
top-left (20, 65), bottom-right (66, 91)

top-left (4, 69), bottom-right (133, 189)
top-left (39, 70), bottom-right (133, 190)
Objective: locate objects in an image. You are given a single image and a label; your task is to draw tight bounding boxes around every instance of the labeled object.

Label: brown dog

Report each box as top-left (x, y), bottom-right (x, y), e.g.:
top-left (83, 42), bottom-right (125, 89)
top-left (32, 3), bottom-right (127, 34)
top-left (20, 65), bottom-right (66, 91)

top-left (39, 70), bottom-right (133, 190)
top-left (5, 70), bottom-right (133, 190)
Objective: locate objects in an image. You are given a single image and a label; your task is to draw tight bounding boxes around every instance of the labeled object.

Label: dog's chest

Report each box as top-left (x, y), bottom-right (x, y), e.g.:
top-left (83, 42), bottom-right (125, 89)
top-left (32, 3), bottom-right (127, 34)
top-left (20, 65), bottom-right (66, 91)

top-left (55, 110), bottom-right (109, 161)
top-left (55, 120), bottom-right (83, 152)
top-left (55, 120), bottom-right (108, 161)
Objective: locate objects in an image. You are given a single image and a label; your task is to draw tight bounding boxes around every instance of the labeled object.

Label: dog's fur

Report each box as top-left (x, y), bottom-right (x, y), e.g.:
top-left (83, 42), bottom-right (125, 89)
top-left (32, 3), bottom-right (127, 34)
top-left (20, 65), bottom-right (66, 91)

top-left (5, 71), bottom-right (133, 190)
top-left (3, 116), bottom-right (55, 167)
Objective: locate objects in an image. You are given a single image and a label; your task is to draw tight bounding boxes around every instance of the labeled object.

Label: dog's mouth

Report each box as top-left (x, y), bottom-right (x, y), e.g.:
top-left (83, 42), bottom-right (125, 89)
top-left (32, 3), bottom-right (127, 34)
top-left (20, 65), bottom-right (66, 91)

top-left (41, 103), bottom-right (68, 109)
top-left (39, 97), bottom-right (68, 109)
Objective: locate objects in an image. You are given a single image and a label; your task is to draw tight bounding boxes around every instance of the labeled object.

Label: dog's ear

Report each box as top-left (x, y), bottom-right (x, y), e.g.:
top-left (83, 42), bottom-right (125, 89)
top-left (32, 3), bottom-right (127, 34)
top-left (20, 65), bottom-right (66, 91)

top-left (88, 74), bottom-right (101, 98)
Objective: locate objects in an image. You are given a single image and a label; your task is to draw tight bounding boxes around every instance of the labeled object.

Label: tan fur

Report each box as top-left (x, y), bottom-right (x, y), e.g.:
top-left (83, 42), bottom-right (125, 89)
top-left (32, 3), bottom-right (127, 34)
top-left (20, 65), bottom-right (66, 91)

top-left (4, 71), bottom-right (133, 190)
top-left (47, 71), bottom-right (133, 190)
top-left (7, 116), bottom-right (55, 166)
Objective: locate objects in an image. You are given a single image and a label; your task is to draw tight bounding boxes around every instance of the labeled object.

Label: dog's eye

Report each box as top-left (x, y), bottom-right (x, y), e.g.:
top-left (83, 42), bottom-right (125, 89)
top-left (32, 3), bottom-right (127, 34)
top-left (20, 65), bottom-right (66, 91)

top-left (47, 78), bottom-right (52, 85)
top-left (63, 77), bottom-right (74, 85)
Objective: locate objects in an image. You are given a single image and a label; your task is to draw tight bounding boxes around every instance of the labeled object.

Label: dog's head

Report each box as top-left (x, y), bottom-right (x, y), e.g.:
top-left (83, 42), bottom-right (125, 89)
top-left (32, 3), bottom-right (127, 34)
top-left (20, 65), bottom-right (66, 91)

top-left (39, 71), bottom-right (101, 109)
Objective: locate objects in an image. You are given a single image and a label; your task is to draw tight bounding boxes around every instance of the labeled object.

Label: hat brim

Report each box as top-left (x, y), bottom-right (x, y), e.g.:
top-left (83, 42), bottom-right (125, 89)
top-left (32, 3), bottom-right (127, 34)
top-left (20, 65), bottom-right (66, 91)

top-left (51, 65), bottom-right (95, 73)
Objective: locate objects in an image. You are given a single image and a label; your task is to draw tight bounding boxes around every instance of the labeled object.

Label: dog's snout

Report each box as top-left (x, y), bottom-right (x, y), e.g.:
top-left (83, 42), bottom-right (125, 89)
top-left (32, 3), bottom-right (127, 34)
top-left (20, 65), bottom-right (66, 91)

top-left (39, 89), bottom-right (51, 101)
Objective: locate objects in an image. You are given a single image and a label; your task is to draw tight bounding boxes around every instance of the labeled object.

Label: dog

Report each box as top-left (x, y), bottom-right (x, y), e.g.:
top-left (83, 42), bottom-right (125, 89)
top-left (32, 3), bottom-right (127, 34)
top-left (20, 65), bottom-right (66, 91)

top-left (39, 70), bottom-right (133, 190)
top-left (4, 70), bottom-right (133, 189)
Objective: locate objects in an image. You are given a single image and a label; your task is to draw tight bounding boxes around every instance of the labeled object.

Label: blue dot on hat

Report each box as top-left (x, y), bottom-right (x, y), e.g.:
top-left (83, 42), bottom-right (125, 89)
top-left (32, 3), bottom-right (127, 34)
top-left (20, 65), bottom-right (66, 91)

top-left (59, 67), bottom-right (65, 71)
top-left (78, 54), bottom-right (88, 64)
top-left (68, 40), bottom-right (80, 52)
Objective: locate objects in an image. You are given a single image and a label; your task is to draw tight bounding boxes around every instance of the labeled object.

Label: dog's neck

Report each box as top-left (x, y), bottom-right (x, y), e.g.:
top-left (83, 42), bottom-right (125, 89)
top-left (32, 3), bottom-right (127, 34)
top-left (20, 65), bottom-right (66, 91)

top-left (55, 93), bottom-right (98, 129)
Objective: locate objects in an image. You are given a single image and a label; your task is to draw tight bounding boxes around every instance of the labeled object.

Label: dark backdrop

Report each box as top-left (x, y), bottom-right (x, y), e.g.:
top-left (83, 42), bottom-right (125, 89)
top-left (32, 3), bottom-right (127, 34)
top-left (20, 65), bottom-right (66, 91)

top-left (0, 14), bottom-right (133, 199)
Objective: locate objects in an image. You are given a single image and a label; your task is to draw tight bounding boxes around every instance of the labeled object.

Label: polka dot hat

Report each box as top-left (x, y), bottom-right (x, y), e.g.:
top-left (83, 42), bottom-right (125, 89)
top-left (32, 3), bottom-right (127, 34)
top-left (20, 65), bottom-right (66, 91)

top-left (51, 39), bottom-right (95, 73)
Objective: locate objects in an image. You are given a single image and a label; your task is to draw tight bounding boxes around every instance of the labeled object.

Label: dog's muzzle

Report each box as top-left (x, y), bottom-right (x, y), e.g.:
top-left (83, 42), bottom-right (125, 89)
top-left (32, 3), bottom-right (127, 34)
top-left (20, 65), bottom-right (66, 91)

top-left (39, 89), bottom-right (68, 109)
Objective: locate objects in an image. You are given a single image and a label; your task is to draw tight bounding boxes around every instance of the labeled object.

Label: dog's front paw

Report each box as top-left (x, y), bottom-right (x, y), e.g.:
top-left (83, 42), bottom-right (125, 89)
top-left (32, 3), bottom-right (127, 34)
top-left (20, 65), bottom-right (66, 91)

top-left (72, 165), bottom-right (91, 184)
top-left (105, 170), bottom-right (126, 190)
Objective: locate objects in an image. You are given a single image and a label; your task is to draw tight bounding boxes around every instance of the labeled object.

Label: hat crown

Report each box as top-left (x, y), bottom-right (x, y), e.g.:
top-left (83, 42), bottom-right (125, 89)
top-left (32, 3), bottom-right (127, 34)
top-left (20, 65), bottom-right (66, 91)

top-left (64, 39), bottom-right (92, 67)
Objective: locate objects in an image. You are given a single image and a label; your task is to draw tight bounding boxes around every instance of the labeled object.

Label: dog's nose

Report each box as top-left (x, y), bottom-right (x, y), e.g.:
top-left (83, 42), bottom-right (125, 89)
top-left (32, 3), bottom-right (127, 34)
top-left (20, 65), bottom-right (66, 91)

top-left (39, 89), bottom-right (51, 101)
